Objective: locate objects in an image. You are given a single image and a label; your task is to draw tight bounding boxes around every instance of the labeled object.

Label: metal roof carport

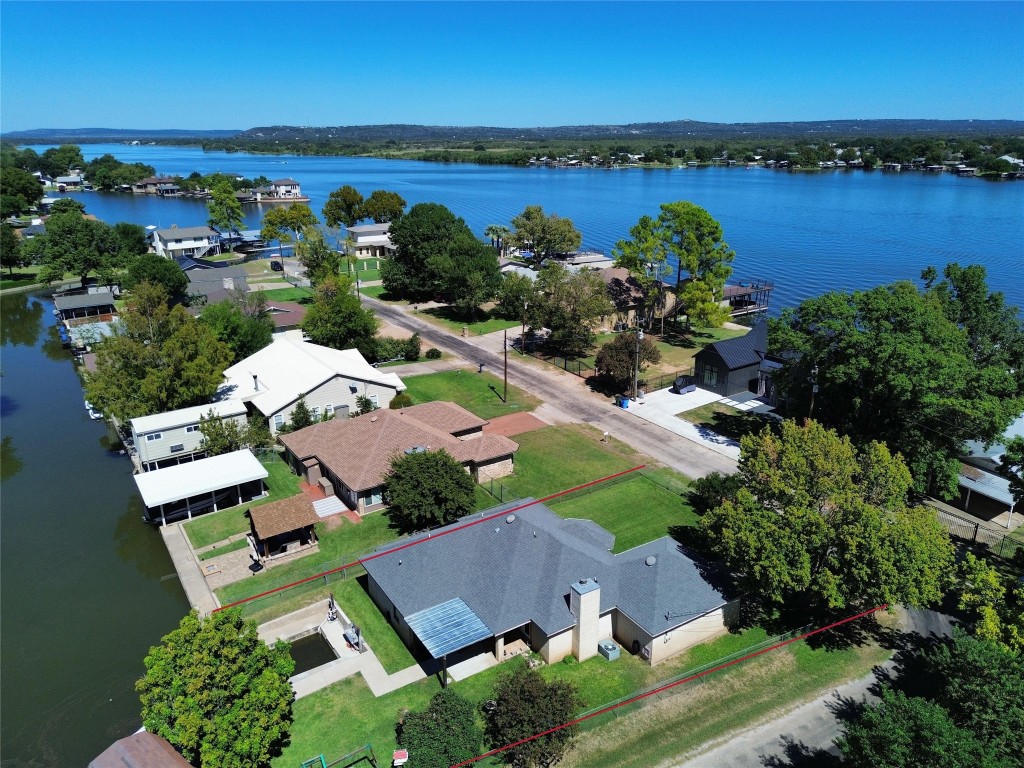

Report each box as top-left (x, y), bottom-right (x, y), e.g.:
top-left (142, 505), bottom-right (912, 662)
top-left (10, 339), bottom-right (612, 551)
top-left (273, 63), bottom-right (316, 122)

top-left (958, 466), bottom-right (1017, 528)
top-left (134, 449), bottom-right (268, 525)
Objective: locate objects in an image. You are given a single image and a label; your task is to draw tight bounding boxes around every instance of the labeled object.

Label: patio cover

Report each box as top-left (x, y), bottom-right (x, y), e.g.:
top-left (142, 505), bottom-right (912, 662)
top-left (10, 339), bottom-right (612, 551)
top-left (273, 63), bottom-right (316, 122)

top-left (249, 496), bottom-right (319, 540)
top-left (134, 450), bottom-right (267, 508)
top-left (406, 598), bottom-right (492, 658)
top-left (959, 464), bottom-right (1016, 507)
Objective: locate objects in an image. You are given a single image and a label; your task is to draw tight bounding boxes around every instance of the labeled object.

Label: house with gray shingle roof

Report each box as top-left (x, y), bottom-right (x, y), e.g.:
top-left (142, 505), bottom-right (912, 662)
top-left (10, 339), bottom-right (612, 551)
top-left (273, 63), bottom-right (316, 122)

top-left (363, 501), bottom-right (733, 666)
top-left (278, 402), bottom-right (516, 514)
top-left (152, 225), bottom-right (221, 260)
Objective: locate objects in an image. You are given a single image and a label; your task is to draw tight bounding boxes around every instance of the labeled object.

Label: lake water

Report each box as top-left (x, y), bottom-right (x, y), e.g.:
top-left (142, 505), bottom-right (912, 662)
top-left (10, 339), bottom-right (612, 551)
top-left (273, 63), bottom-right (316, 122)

top-left (27, 143), bottom-right (1024, 313)
top-left (2, 144), bottom-right (1021, 766)
top-left (0, 290), bottom-right (191, 767)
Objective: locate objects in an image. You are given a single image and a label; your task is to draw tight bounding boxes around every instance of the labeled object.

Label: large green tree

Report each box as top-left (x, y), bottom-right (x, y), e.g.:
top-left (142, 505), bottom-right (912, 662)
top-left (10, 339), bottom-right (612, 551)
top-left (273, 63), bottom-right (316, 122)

top-left (383, 202), bottom-right (471, 298)
top-left (699, 419), bottom-right (953, 613)
top-left (656, 201), bottom-right (734, 328)
top-left (136, 608), bottom-right (294, 768)
top-left (0, 165), bottom-right (44, 217)
top-left (383, 448), bottom-right (475, 534)
top-left (397, 689), bottom-right (482, 768)
top-left (300, 274), bottom-right (379, 359)
top-left (206, 180), bottom-right (246, 237)
top-left (198, 411), bottom-right (272, 457)
top-left (85, 283), bottom-right (233, 421)
top-left (434, 230), bottom-right (502, 319)
top-left (494, 272), bottom-right (536, 321)
top-left (536, 262), bottom-right (613, 358)
top-left (322, 184), bottom-right (364, 228)
top-left (595, 331), bottom-right (662, 394)
top-left (360, 189), bottom-right (406, 223)
top-left (84, 153), bottom-right (155, 190)
top-left (260, 204), bottom-right (318, 251)
top-left (198, 292), bottom-right (274, 363)
top-left (955, 552), bottom-right (1024, 654)
top-left (770, 275), bottom-right (1024, 496)
top-left (30, 211), bottom-right (122, 287)
top-left (509, 205), bottom-right (582, 265)
top-left (125, 253), bottom-right (189, 299)
top-left (0, 222), bottom-right (27, 274)
top-left (294, 227), bottom-right (343, 286)
top-left (484, 663), bottom-right (581, 768)
top-left (612, 214), bottom-right (670, 329)
top-left (837, 687), bottom-right (998, 768)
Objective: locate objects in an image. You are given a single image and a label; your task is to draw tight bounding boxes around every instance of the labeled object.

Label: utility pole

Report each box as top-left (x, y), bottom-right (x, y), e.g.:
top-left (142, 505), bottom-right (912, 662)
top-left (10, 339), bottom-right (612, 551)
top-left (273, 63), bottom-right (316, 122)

top-left (521, 300), bottom-right (528, 355)
top-left (503, 329), bottom-right (508, 403)
top-left (633, 326), bottom-right (644, 400)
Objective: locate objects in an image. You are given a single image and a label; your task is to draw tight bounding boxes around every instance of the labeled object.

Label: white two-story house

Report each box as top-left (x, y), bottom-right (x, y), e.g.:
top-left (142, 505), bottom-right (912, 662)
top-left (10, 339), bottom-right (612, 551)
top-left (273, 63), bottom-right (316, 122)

top-left (130, 399), bottom-right (248, 472)
top-left (219, 336), bottom-right (406, 434)
top-left (152, 226), bottom-right (221, 261)
top-left (345, 222), bottom-right (396, 262)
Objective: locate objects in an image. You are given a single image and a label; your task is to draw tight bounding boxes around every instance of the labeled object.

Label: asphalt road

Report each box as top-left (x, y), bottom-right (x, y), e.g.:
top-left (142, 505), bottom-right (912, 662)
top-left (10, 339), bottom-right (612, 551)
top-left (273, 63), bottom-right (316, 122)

top-left (364, 295), bottom-right (738, 479)
top-left (674, 608), bottom-right (954, 767)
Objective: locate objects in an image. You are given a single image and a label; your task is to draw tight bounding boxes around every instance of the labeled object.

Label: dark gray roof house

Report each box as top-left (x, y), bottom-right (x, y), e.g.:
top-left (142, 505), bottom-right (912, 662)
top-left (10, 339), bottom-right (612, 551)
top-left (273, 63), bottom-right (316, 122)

top-left (693, 320), bottom-right (781, 403)
top-left (363, 502), bottom-right (733, 666)
top-left (187, 265), bottom-right (249, 305)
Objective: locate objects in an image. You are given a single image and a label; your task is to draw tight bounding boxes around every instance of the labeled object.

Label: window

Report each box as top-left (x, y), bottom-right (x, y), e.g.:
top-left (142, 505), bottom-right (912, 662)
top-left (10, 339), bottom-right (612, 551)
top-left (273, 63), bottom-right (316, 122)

top-left (701, 366), bottom-right (717, 388)
top-left (325, 404), bottom-right (334, 417)
top-left (273, 414), bottom-right (284, 429)
top-left (170, 444), bottom-right (185, 453)
top-left (185, 425), bottom-right (199, 433)
top-left (146, 432), bottom-right (162, 442)
top-left (369, 394), bottom-right (379, 407)
top-left (311, 406), bottom-right (321, 419)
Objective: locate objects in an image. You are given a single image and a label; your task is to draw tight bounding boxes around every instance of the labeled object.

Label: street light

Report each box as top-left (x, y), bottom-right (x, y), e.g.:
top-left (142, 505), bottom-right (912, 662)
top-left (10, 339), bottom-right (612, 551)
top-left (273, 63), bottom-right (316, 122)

top-left (808, 365), bottom-right (819, 420)
top-left (633, 326), bottom-right (645, 401)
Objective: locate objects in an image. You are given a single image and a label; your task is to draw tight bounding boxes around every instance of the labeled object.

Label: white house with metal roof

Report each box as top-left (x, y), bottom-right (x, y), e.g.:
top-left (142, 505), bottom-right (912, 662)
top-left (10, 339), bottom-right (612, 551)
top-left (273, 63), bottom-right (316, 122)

top-left (219, 336), bottom-right (406, 434)
top-left (958, 413), bottom-right (1024, 528)
top-left (363, 502), bottom-right (735, 667)
top-left (133, 449), bottom-right (268, 525)
top-left (129, 399), bottom-right (248, 472)
top-left (152, 226), bottom-right (221, 260)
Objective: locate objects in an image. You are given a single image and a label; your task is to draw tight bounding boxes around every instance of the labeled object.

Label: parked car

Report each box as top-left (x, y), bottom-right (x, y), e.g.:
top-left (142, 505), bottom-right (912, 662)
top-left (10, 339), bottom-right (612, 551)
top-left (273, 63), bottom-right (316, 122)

top-left (270, 260), bottom-right (284, 272)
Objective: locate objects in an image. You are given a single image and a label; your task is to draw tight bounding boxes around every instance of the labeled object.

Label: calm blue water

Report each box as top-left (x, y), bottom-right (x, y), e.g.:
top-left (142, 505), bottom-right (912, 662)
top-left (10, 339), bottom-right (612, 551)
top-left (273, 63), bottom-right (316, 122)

top-left (28, 143), bottom-right (1024, 312)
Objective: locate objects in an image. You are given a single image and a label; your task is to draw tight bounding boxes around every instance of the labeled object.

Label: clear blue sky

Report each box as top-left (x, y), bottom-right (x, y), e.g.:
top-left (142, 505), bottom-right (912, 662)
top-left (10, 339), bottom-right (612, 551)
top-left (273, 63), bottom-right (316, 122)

top-left (2, 1), bottom-right (1021, 131)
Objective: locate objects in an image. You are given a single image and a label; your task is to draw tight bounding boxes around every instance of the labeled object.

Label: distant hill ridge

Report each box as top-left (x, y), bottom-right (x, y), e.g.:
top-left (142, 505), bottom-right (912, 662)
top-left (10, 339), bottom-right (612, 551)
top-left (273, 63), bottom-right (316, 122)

top-left (4, 119), bottom-right (1023, 143)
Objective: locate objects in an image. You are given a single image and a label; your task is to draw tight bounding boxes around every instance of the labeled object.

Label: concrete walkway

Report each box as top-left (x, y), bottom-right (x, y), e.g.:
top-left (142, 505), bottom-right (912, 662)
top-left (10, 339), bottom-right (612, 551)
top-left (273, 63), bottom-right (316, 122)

top-left (623, 388), bottom-right (741, 460)
top-left (159, 522), bottom-right (219, 616)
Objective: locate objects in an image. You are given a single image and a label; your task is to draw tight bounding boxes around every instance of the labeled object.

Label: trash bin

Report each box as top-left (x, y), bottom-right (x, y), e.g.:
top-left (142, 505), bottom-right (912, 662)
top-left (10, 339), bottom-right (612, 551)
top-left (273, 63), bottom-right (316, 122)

top-left (621, 397), bottom-right (629, 410)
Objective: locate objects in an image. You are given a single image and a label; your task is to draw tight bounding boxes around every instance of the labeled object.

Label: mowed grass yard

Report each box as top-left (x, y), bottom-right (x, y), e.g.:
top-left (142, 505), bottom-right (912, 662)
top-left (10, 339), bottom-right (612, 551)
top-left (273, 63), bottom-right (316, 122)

top-left (402, 369), bottom-right (541, 420)
top-left (275, 619), bottom-right (895, 768)
top-left (676, 402), bottom-right (778, 441)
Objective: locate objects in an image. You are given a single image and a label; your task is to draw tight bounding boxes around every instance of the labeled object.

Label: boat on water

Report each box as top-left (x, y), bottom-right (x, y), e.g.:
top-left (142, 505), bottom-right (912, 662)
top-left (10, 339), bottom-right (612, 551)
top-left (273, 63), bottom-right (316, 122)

top-left (84, 399), bottom-right (93, 410)
top-left (88, 408), bottom-right (103, 420)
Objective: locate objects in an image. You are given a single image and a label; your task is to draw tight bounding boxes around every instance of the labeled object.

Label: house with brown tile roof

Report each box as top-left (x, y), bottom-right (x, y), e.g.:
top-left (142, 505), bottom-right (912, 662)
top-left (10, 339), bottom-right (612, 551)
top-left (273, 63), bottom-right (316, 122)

top-left (278, 403), bottom-right (518, 515)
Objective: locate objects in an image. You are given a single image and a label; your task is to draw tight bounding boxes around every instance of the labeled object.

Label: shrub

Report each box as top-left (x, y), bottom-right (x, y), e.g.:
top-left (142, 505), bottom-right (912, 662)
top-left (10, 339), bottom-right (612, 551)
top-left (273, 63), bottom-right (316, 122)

top-left (425, 347), bottom-right (442, 360)
top-left (404, 332), bottom-right (422, 361)
top-left (390, 392), bottom-right (414, 409)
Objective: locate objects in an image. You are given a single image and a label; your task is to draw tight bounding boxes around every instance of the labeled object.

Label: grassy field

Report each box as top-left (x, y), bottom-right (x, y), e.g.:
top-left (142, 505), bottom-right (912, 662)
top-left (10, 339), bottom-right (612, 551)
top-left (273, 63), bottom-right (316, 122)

top-left (359, 285), bottom-right (402, 301)
top-left (183, 454), bottom-right (303, 549)
top-left (417, 305), bottom-right (521, 336)
top-left (0, 266), bottom-right (45, 291)
top-left (274, 619), bottom-right (894, 768)
top-left (676, 402), bottom-right (776, 441)
top-left (548, 473), bottom-right (695, 552)
top-left (260, 286), bottom-right (315, 302)
top-left (402, 369), bottom-right (541, 420)
top-left (198, 538), bottom-right (248, 561)
top-left (584, 324), bottom-right (748, 375)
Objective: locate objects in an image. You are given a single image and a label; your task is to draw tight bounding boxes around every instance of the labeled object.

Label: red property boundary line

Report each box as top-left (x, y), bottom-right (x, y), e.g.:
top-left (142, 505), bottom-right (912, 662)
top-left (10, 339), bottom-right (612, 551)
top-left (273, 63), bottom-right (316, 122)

top-left (215, 465), bottom-right (646, 612)
top-left (450, 604), bottom-right (888, 768)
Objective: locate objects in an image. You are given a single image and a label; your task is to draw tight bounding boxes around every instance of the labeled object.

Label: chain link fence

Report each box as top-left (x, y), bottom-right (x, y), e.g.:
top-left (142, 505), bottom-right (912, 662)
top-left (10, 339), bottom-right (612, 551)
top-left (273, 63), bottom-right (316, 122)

top-left (932, 504), bottom-right (1023, 561)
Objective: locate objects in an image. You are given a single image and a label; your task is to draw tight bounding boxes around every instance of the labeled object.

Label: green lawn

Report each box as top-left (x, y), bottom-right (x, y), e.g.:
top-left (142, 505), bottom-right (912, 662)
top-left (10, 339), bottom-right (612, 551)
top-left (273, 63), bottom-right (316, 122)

top-left (586, 324), bottom-right (748, 375)
top-left (275, 620), bottom-right (893, 768)
top-left (549, 473), bottom-right (695, 552)
top-left (500, 425), bottom-right (640, 500)
top-left (402, 369), bottom-right (541, 420)
top-left (217, 513), bottom-right (399, 606)
top-left (677, 402), bottom-right (776, 441)
top-left (417, 305), bottom-right (521, 336)
top-left (198, 538), bottom-right (248, 561)
top-left (183, 454), bottom-right (303, 549)
top-left (260, 286), bottom-right (315, 302)
top-left (360, 285), bottom-right (403, 301)
top-left (0, 267), bottom-right (44, 291)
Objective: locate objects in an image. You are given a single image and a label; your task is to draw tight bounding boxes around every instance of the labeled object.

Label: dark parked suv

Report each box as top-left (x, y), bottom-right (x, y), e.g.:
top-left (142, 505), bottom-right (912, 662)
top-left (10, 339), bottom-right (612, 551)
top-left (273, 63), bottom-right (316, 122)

top-left (270, 260), bottom-right (284, 272)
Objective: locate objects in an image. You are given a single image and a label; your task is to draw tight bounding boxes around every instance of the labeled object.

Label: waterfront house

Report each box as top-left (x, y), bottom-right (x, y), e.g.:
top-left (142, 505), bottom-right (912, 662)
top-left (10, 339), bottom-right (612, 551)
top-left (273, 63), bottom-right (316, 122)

top-left (363, 501), bottom-right (733, 667)
top-left (597, 267), bottom-right (648, 329)
top-left (186, 264), bottom-right (249, 305)
top-left (54, 175), bottom-right (83, 191)
top-left (152, 225), bottom-right (221, 261)
top-left (129, 398), bottom-right (248, 472)
top-left (278, 401), bottom-right (517, 514)
top-left (219, 336), bottom-right (406, 434)
top-left (53, 288), bottom-right (117, 326)
top-left (345, 222), bottom-right (396, 262)
top-left (134, 449), bottom-right (268, 525)
top-left (693, 320), bottom-right (780, 402)
top-left (90, 732), bottom-right (192, 768)
top-left (132, 176), bottom-right (176, 194)
top-left (270, 178), bottom-right (302, 198)
top-left (956, 413), bottom-right (1023, 528)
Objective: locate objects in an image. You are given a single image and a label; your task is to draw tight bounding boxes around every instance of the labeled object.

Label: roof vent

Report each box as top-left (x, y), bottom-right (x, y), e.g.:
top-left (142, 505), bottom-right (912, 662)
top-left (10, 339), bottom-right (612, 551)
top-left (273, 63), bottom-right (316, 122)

top-left (578, 579), bottom-right (587, 586)
top-left (645, 556), bottom-right (657, 566)
top-left (495, 527), bottom-right (500, 533)
top-left (370, 415), bottom-right (378, 423)
top-left (506, 514), bottom-right (516, 524)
